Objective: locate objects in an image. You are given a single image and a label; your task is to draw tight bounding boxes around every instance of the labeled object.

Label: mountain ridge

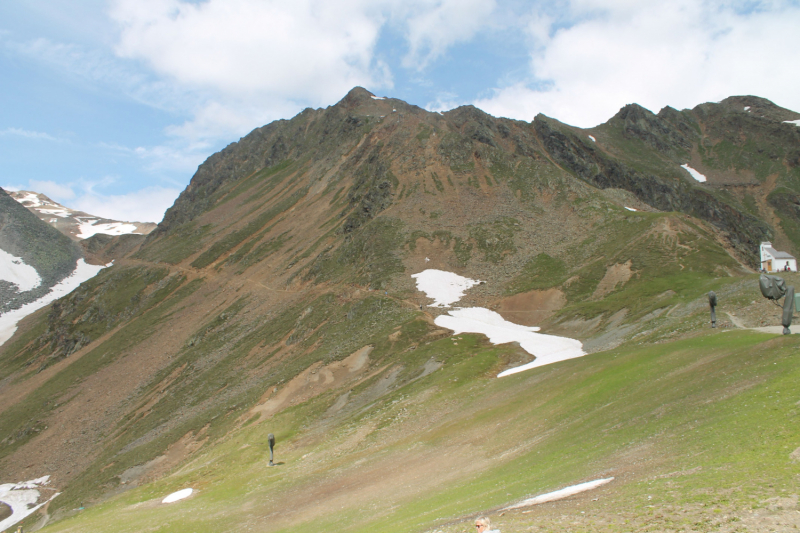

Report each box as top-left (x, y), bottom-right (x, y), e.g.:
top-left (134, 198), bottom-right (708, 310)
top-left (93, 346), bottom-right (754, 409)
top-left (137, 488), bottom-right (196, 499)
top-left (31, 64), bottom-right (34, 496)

top-left (1, 87), bottom-right (799, 532)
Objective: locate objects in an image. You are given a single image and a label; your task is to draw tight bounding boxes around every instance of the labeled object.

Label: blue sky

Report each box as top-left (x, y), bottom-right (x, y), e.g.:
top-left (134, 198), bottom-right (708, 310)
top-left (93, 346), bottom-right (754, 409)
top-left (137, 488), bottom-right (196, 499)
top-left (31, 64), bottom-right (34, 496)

top-left (2, 0), bottom-right (799, 222)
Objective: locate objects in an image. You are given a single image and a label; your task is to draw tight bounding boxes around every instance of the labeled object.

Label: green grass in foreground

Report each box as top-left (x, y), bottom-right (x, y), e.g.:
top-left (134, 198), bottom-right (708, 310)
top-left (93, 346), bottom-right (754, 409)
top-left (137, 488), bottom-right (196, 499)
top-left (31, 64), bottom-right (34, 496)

top-left (40, 329), bottom-right (800, 532)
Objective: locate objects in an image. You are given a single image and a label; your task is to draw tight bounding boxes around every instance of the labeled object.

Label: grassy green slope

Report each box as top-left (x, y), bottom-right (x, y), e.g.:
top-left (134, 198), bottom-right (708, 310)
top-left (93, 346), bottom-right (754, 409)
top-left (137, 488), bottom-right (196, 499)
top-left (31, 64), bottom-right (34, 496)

top-left (40, 328), bottom-right (800, 533)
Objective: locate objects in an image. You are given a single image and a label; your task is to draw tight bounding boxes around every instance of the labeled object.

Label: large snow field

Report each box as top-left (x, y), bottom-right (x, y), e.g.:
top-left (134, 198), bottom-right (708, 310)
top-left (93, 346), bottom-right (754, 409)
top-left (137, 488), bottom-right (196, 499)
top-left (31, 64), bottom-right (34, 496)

top-left (0, 259), bottom-right (108, 346)
top-left (0, 249), bottom-right (41, 292)
top-left (412, 270), bottom-right (585, 375)
top-left (436, 308), bottom-right (585, 375)
top-left (681, 164), bottom-right (707, 183)
top-left (0, 476), bottom-right (59, 532)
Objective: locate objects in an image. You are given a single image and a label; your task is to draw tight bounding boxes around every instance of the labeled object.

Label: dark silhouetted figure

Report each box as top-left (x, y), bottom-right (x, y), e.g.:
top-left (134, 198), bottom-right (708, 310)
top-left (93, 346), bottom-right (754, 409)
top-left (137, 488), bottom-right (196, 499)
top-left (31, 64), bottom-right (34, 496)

top-left (268, 433), bottom-right (276, 466)
top-left (708, 291), bottom-right (717, 328)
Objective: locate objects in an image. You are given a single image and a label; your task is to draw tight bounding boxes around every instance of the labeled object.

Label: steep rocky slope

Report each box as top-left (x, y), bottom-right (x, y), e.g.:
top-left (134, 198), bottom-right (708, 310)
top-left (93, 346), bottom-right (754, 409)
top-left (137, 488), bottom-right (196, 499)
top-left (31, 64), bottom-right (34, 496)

top-left (1, 88), bottom-right (799, 531)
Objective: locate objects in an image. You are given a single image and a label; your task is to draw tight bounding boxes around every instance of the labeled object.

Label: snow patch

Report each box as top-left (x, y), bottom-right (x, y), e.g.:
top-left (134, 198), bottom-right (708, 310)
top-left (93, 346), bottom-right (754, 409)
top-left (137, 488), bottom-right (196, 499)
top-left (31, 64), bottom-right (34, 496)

top-left (411, 270), bottom-right (482, 308)
top-left (0, 259), bottom-right (109, 346)
top-left (436, 308), bottom-right (585, 374)
top-left (0, 249), bottom-right (42, 291)
top-left (588, 135), bottom-right (596, 142)
top-left (37, 208), bottom-right (71, 217)
top-left (15, 192), bottom-right (44, 207)
top-left (162, 488), bottom-right (193, 503)
top-left (784, 119), bottom-right (800, 126)
top-left (370, 95), bottom-right (386, 100)
top-left (503, 478), bottom-right (614, 510)
top-left (744, 106), bottom-right (750, 111)
top-left (412, 269), bottom-right (585, 374)
top-left (624, 207), bottom-right (637, 212)
top-left (681, 164), bottom-right (707, 183)
top-left (77, 220), bottom-right (140, 239)
top-left (0, 475), bottom-right (59, 532)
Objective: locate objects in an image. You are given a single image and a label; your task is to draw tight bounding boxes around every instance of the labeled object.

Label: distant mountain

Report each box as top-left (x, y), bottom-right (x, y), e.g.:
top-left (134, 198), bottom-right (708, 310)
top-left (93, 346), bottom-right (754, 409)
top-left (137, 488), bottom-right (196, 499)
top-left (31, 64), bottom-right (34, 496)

top-left (9, 191), bottom-right (157, 241)
top-left (0, 188), bottom-right (82, 315)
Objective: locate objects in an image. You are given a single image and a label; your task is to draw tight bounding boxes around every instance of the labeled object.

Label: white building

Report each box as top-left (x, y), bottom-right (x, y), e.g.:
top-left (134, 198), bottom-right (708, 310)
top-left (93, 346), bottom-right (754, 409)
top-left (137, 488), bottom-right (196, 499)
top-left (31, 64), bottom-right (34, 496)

top-left (760, 242), bottom-right (797, 272)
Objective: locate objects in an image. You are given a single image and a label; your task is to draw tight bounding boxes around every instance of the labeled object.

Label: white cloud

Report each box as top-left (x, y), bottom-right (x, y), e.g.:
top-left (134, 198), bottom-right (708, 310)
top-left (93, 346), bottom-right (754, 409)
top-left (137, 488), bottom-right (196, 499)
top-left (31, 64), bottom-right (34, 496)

top-left (72, 186), bottom-right (181, 223)
top-left (474, 1), bottom-right (800, 127)
top-left (109, 0), bottom-right (391, 103)
top-left (106, 0), bottom-right (503, 140)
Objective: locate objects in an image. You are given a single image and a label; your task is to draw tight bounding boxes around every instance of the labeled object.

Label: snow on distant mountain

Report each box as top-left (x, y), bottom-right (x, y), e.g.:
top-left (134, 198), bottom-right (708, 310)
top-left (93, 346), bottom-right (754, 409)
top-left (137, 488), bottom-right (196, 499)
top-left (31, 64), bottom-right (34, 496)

top-left (0, 259), bottom-right (110, 346)
top-left (0, 248), bottom-right (42, 292)
top-left (9, 191), bottom-right (157, 241)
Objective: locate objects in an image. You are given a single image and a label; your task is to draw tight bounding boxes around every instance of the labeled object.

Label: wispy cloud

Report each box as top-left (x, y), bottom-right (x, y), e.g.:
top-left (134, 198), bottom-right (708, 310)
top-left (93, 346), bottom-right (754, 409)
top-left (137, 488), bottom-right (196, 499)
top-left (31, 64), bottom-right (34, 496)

top-left (0, 127), bottom-right (62, 142)
top-left (3, 35), bottom-right (198, 115)
top-left (425, 92), bottom-right (463, 113)
top-left (396, 0), bottom-right (497, 70)
top-left (98, 140), bottom-right (210, 175)
top-left (28, 180), bottom-right (76, 200)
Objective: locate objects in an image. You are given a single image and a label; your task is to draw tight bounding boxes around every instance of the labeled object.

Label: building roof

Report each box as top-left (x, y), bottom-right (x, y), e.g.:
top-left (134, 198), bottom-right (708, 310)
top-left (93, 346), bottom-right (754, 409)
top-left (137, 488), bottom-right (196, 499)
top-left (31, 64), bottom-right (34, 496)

top-left (764, 247), bottom-right (796, 260)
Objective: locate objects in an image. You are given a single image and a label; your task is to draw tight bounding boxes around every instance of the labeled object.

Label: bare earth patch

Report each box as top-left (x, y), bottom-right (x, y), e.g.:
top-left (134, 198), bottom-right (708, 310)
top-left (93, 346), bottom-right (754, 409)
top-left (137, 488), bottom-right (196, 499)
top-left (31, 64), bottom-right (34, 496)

top-left (591, 260), bottom-right (633, 299)
top-left (248, 345), bottom-right (373, 420)
top-left (494, 289), bottom-right (566, 327)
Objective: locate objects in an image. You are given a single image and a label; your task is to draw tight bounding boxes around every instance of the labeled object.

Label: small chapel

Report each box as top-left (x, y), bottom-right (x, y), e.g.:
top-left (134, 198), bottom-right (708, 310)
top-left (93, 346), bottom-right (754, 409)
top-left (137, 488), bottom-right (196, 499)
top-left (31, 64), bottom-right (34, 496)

top-left (760, 241), bottom-right (797, 272)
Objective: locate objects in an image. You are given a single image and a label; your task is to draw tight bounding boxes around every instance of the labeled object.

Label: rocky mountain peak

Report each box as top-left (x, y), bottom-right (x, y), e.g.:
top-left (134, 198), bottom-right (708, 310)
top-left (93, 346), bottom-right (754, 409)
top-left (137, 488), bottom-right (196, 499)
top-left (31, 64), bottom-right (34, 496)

top-left (338, 86), bottom-right (379, 110)
top-left (612, 102), bottom-right (693, 154)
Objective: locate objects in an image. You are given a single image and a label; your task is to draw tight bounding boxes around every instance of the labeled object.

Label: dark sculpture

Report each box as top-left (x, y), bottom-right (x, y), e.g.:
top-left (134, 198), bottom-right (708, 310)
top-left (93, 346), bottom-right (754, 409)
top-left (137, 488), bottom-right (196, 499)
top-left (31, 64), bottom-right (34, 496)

top-left (759, 274), bottom-right (795, 335)
top-left (268, 433), bottom-right (276, 466)
top-left (708, 291), bottom-right (717, 328)
top-left (759, 274), bottom-right (787, 301)
top-left (783, 286), bottom-right (795, 335)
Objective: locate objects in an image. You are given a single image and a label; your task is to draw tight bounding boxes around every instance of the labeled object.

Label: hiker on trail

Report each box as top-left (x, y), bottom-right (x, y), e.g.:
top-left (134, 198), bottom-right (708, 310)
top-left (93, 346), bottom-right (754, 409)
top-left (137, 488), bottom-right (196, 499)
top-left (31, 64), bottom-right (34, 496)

top-left (475, 516), bottom-right (500, 533)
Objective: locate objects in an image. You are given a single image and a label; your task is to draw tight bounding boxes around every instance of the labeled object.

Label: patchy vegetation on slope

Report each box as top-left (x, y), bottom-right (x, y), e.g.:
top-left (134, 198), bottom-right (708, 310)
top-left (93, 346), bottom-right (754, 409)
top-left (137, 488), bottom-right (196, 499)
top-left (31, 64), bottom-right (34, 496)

top-left (2, 88), bottom-right (800, 532)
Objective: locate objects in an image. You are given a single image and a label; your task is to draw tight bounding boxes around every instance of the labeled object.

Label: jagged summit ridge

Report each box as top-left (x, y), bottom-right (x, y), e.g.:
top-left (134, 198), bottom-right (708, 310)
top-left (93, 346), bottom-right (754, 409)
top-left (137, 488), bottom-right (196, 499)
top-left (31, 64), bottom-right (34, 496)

top-left (148, 89), bottom-right (800, 270)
